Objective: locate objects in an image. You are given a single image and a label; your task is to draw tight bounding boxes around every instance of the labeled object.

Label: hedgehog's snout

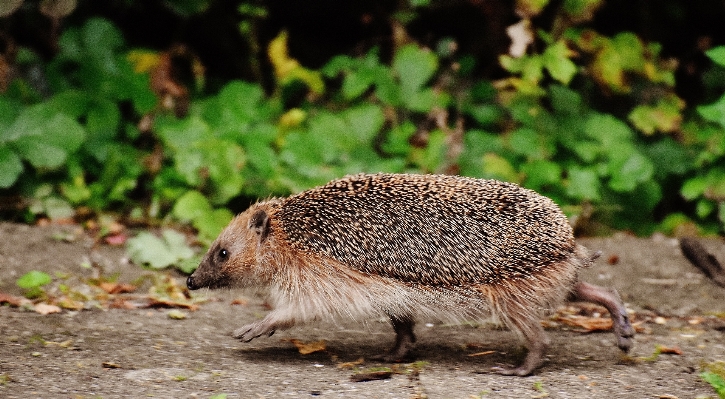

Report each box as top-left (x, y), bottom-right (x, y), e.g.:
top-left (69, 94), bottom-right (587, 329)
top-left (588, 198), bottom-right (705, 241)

top-left (187, 275), bottom-right (199, 290)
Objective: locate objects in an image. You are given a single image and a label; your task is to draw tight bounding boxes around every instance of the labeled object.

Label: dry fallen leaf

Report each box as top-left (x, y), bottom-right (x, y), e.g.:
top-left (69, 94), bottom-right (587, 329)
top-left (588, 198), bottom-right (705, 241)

top-left (56, 296), bottom-right (84, 311)
top-left (167, 309), bottom-right (187, 320)
top-left (337, 358), bottom-right (365, 369)
top-left (146, 297), bottom-right (199, 311)
top-left (45, 339), bottom-right (73, 348)
top-left (0, 292), bottom-right (32, 307)
top-left (558, 315), bottom-right (613, 332)
top-left (656, 345), bottom-right (683, 355)
top-left (286, 339), bottom-right (326, 355)
top-left (34, 303), bottom-right (62, 315)
top-left (230, 297), bottom-right (249, 306)
top-left (99, 282), bottom-right (137, 294)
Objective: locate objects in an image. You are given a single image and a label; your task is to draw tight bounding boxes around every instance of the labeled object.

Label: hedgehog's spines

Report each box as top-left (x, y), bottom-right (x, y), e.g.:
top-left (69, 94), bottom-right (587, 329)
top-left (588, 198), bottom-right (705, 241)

top-left (276, 173), bottom-right (577, 286)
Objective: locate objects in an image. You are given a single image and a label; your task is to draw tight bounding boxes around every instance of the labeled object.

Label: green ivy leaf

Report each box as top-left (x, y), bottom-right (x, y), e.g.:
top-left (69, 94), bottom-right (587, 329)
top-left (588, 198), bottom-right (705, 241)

top-left (410, 130), bottom-right (447, 173)
top-left (194, 208), bottom-right (234, 242)
top-left (698, 93), bottom-right (725, 129)
top-left (0, 147), bottom-right (23, 188)
top-left (521, 160), bottom-right (562, 190)
top-left (343, 104), bottom-right (385, 144)
top-left (382, 121), bottom-right (416, 156)
top-left (11, 113), bottom-right (86, 169)
top-left (705, 46), bottom-right (725, 68)
top-left (584, 113), bottom-right (634, 151)
top-left (543, 41), bottom-right (578, 84)
top-left (681, 176), bottom-right (707, 201)
top-left (608, 150), bottom-right (654, 192)
top-left (481, 153), bottom-right (520, 183)
top-left (567, 166), bottom-right (601, 201)
top-left (172, 190), bottom-right (212, 223)
top-left (549, 84), bottom-right (583, 115)
top-left (127, 230), bottom-right (194, 270)
top-left (393, 44), bottom-right (438, 98)
top-left (508, 127), bottom-right (554, 160)
top-left (700, 371), bottom-right (725, 398)
top-left (16, 270), bottom-right (52, 289)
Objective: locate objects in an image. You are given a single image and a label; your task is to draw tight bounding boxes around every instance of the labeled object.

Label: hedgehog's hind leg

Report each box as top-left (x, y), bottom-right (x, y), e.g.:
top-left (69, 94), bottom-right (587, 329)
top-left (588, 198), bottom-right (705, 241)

top-left (571, 281), bottom-right (634, 352)
top-left (492, 314), bottom-right (550, 376)
top-left (371, 315), bottom-right (417, 362)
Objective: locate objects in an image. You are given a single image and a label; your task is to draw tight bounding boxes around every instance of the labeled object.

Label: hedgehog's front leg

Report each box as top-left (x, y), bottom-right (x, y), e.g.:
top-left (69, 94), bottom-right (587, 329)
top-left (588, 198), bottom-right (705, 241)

top-left (371, 315), bottom-right (416, 362)
top-left (233, 311), bottom-right (294, 342)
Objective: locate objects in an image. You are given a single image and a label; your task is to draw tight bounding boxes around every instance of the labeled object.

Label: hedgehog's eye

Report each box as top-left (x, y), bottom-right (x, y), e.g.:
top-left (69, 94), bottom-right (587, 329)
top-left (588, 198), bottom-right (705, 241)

top-left (218, 248), bottom-right (228, 261)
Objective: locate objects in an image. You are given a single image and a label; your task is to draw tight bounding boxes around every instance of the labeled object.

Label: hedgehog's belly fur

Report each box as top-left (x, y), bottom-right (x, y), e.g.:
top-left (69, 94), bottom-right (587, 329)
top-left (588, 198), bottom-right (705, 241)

top-left (259, 229), bottom-right (587, 331)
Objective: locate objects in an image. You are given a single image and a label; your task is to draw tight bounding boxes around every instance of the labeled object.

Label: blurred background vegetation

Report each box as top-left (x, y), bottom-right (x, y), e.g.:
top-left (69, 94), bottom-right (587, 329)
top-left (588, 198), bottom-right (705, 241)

top-left (1, 0), bottom-right (725, 241)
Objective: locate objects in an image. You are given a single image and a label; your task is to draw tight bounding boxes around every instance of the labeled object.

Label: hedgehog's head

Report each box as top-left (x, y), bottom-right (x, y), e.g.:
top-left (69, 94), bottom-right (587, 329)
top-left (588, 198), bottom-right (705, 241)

top-left (187, 203), bottom-right (273, 290)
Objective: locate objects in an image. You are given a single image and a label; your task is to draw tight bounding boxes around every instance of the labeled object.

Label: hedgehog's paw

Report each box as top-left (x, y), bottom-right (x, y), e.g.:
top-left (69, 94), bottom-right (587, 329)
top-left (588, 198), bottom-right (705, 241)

top-left (232, 321), bottom-right (276, 342)
top-left (491, 365), bottom-right (535, 377)
top-left (613, 310), bottom-right (635, 352)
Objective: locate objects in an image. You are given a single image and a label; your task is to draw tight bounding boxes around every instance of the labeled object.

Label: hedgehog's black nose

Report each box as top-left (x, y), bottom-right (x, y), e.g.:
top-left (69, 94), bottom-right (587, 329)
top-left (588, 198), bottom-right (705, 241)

top-left (187, 275), bottom-right (197, 290)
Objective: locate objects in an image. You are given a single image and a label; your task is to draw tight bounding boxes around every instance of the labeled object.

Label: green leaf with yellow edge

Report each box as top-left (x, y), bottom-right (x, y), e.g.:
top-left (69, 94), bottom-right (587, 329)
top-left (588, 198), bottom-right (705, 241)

top-left (482, 153), bottom-right (520, 183)
top-left (542, 41), bottom-right (577, 84)
top-left (628, 95), bottom-right (684, 135)
top-left (563, 0), bottom-right (604, 21)
top-left (516, 0), bottom-right (550, 17)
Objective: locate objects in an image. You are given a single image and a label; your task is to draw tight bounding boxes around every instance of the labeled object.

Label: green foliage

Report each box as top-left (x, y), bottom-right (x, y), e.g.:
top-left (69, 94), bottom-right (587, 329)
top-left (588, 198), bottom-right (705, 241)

top-left (127, 230), bottom-right (196, 271)
top-left (16, 271), bottom-right (52, 299)
top-left (3, 9), bottom-right (725, 244)
top-left (702, 361), bottom-right (725, 399)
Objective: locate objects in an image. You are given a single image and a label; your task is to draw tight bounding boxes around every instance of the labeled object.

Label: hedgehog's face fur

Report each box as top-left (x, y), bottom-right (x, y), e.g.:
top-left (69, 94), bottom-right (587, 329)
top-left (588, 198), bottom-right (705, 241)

top-left (187, 205), bottom-right (272, 290)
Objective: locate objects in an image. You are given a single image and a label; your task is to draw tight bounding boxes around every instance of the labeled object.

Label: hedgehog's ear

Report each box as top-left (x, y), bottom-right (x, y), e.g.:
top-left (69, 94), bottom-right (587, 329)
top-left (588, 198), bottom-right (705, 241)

top-left (249, 209), bottom-right (271, 242)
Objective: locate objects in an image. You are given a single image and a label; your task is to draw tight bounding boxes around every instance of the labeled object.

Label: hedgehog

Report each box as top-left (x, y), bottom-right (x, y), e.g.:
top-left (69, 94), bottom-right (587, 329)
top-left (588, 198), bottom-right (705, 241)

top-left (187, 173), bottom-right (634, 375)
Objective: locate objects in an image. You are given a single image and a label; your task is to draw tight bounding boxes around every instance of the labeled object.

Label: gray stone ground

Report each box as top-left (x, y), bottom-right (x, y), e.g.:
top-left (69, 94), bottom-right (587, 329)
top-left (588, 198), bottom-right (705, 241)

top-left (1, 221), bottom-right (725, 398)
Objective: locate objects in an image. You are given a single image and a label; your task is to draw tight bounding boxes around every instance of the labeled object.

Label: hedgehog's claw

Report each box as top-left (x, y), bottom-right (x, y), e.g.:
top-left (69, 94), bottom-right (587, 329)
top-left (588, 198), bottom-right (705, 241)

top-left (233, 321), bottom-right (276, 342)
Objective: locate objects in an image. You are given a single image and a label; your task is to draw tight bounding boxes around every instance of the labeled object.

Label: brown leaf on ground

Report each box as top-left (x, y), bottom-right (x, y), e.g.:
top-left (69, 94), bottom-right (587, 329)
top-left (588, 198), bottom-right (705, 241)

top-left (145, 297), bottom-right (199, 311)
top-left (0, 292), bottom-right (32, 307)
top-left (230, 297), bottom-right (248, 306)
top-left (108, 297), bottom-right (141, 309)
top-left (350, 370), bottom-right (393, 382)
top-left (56, 296), bottom-right (84, 311)
top-left (558, 315), bottom-right (614, 332)
top-left (286, 339), bottom-right (326, 355)
top-left (99, 282), bottom-right (137, 294)
top-left (656, 345), bottom-right (683, 355)
top-left (337, 358), bottom-right (365, 369)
